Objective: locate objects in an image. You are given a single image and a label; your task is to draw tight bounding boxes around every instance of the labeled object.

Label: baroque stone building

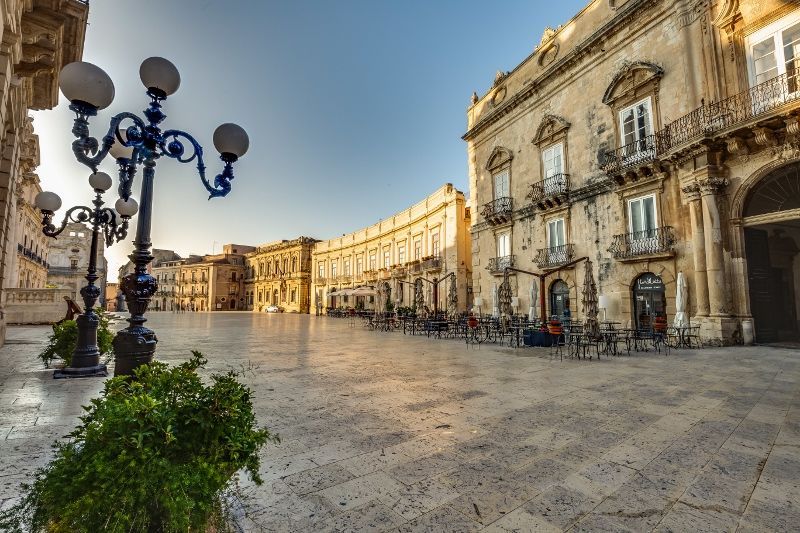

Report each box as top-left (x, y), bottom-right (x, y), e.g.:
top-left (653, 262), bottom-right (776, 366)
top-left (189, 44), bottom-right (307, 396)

top-left (11, 122), bottom-right (49, 289)
top-left (466, 0), bottom-right (800, 344)
top-left (47, 221), bottom-right (105, 305)
top-left (312, 184), bottom-right (472, 314)
top-left (0, 0), bottom-right (88, 344)
top-left (245, 237), bottom-right (316, 313)
top-left (177, 244), bottom-right (253, 312)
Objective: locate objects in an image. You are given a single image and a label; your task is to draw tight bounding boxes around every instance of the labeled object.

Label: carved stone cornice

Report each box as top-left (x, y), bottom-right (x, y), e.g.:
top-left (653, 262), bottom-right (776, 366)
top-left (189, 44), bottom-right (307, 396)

top-left (785, 116), bottom-right (800, 138)
top-left (699, 176), bottom-right (729, 195)
top-left (463, 0), bottom-right (660, 141)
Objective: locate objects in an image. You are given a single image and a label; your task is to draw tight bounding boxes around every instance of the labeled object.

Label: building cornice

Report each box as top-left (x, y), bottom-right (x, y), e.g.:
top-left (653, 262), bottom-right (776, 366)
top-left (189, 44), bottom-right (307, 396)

top-left (463, 0), bottom-right (660, 142)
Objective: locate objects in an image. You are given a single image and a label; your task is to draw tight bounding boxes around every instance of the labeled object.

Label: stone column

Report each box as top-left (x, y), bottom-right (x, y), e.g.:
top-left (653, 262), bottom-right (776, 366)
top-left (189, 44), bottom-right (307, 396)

top-left (682, 184), bottom-right (710, 316)
top-left (699, 177), bottom-right (730, 316)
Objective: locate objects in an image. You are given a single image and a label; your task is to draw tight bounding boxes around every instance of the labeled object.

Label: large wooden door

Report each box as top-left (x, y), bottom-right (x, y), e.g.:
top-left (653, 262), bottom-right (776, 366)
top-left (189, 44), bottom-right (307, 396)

top-left (745, 228), bottom-right (778, 342)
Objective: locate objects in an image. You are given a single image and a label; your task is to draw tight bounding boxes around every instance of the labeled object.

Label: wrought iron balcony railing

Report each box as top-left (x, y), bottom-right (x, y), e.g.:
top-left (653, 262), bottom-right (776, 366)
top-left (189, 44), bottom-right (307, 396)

top-left (391, 265), bottom-right (407, 278)
top-left (337, 275), bottom-right (352, 284)
top-left (535, 244), bottom-right (574, 269)
top-left (528, 174), bottom-right (569, 208)
top-left (409, 261), bottom-right (423, 274)
top-left (602, 134), bottom-right (667, 175)
top-left (316, 276), bottom-right (327, 285)
top-left (609, 226), bottom-right (676, 259)
top-left (480, 196), bottom-right (513, 225)
top-left (660, 65), bottom-right (800, 152)
top-left (487, 255), bottom-right (515, 273)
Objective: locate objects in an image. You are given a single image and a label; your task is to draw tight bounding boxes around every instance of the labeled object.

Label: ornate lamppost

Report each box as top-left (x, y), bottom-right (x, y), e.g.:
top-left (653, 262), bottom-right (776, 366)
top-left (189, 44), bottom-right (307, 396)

top-left (53, 57), bottom-right (249, 376)
top-left (34, 171), bottom-right (138, 378)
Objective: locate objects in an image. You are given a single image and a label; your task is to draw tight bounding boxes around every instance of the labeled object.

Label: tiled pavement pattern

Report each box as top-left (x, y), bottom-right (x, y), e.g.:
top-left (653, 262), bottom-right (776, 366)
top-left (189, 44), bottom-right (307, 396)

top-left (1, 313), bottom-right (798, 532)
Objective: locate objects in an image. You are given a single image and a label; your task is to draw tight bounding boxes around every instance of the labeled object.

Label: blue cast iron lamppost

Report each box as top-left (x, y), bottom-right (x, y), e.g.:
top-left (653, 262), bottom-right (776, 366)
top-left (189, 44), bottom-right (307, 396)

top-left (34, 172), bottom-right (138, 378)
top-left (53, 57), bottom-right (249, 376)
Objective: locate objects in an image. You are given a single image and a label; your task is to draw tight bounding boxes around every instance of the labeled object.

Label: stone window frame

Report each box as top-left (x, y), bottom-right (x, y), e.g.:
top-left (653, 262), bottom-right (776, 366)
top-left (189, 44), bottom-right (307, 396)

top-left (622, 186), bottom-right (663, 236)
top-left (744, 10), bottom-right (800, 88)
top-left (532, 115), bottom-right (571, 180)
top-left (544, 211), bottom-right (569, 249)
top-left (602, 62), bottom-right (664, 150)
top-left (485, 146), bottom-right (513, 201)
top-left (429, 225), bottom-right (442, 258)
top-left (412, 232), bottom-right (424, 260)
top-left (493, 227), bottom-right (512, 259)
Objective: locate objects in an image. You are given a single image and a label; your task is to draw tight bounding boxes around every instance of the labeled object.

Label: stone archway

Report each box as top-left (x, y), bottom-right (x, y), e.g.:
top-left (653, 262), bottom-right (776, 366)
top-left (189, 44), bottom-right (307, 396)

top-left (737, 160), bottom-right (800, 343)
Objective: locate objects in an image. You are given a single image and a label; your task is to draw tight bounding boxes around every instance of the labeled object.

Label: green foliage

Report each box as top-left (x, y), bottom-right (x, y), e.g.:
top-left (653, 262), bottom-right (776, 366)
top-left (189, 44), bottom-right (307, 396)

top-left (385, 299), bottom-right (394, 313)
top-left (38, 309), bottom-right (114, 368)
top-left (0, 352), bottom-right (277, 533)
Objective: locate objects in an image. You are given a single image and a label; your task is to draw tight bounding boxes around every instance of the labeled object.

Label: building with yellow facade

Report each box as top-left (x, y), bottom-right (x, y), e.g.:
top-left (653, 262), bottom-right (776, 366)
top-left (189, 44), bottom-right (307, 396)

top-left (177, 244), bottom-right (253, 312)
top-left (244, 237), bottom-right (317, 313)
top-left (312, 183), bottom-right (471, 314)
top-left (0, 0), bottom-right (89, 343)
top-left (466, 0), bottom-right (800, 344)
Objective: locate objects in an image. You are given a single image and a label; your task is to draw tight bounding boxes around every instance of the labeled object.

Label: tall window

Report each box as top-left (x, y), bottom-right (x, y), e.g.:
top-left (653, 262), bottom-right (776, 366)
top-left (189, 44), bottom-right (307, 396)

top-left (369, 252), bottom-right (376, 270)
top-left (291, 288), bottom-right (297, 303)
top-left (397, 244), bottom-right (406, 264)
top-left (496, 231), bottom-right (511, 258)
top-left (414, 239), bottom-right (422, 260)
top-left (748, 14), bottom-right (800, 87)
top-left (331, 261), bottom-right (338, 277)
top-left (344, 258), bottom-right (351, 276)
top-left (318, 261), bottom-right (325, 278)
top-left (383, 248), bottom-right (391, 268)
top-left (493, 170), bottom-right (509, 199)
top-left (542, 143), bottom-right (563, 178)
top-left (547, 218), bottom-right (565, 249)
top-left (628, 195), bottom-right (657, 238)
top-left (431, 232), bottom-right (440, 258)
top-left (619, 98), bottom-right (652, 148)
top-left (356, 257), bottom-right (363, 275)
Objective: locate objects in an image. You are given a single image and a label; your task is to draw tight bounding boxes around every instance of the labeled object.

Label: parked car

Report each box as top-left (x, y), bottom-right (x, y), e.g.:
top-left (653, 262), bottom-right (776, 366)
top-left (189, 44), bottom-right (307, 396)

top-left (264, 305), bottom-right (283, 313)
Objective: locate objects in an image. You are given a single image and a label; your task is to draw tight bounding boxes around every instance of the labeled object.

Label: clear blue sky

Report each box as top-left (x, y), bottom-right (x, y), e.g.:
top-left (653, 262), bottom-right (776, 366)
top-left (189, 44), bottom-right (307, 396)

top-left (34, 0), bottom-right (588, 280)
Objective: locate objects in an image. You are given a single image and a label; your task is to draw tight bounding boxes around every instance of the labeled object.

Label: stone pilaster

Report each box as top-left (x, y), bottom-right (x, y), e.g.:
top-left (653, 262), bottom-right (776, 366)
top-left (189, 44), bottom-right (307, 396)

top-left (699, 176), bottom-right (730, 317)
top-left (682, 183), bottom-right (710, 316)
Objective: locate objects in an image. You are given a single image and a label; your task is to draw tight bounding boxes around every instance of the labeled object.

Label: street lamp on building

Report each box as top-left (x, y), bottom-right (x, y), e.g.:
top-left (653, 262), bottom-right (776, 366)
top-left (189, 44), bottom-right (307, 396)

top-left (56, 57), bottom-right (249, 376)
top-left (34, 171), bottom-right (138, 378)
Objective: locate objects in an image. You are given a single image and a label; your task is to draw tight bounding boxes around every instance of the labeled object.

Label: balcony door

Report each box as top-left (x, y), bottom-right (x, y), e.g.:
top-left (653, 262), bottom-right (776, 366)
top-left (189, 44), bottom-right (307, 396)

top-left (628, 195), bottom-right (657, 240)
top-left (547, 219), bottom-right (565, 263)
top-left (619, 98), bottom-right (653, 163)
top-left (493, 170), bottom-right (509, 200)
top-left (748, 14), bottom-right (800, 112)
top-left (496, 231), bottom-right (511, 260)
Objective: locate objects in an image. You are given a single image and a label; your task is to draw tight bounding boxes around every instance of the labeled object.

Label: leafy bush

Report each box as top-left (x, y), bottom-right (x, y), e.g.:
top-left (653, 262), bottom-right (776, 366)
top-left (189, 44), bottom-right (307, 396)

top-left (0, 352), bottom-right (277, 533)
top-left (39, 310), bottom-right (114, 367)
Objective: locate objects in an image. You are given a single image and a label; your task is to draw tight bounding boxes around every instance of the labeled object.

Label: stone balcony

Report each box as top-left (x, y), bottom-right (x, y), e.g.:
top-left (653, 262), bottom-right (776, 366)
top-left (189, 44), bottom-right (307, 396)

top-left (315, 277), bottom-right (327, 285)
top-left (391, 265), bottom-right (407, 278)
top-left (534, 244), bottom-right (574, 269)
top-left (377, 269), bottom-right (391, 280)
top-left (528, 174), bottom-right (569, 210)
top-left (422, 257), bottom-right (441, 272)
top-left (609, 226), bottom-right (676, 262)
top-left (408, 261), bottom-right (423, 275)
top-left (487, 255), bottom-right (514, 275)
top-left (480, 196), bottom-right (513, 226)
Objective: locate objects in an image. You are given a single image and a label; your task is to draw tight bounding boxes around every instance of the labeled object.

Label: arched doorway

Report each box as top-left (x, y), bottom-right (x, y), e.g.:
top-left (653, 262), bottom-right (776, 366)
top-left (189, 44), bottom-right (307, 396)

top-left (632, 272), bottom-right (666, 330)
top-left (743, 162), bottom-right (800, 343)
top-left (549, 279), bottom-right (570, 320)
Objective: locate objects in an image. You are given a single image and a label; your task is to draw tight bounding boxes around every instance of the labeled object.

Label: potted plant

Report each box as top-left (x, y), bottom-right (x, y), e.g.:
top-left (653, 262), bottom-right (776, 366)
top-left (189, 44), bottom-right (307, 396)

top-left (39, 309), bottom-right (114, 368)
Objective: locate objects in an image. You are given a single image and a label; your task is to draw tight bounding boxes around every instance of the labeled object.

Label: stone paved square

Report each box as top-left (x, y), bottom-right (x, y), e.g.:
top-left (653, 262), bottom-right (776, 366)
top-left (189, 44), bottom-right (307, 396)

top-left (1, 313), bottom-right (798, 532)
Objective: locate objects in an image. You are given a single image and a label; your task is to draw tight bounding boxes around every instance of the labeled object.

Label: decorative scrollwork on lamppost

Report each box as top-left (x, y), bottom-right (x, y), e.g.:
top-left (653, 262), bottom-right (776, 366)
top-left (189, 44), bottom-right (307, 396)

top-left (34, 171), bottom-right (139, 378)
top-left (57, 57), bottom-right (249, 376)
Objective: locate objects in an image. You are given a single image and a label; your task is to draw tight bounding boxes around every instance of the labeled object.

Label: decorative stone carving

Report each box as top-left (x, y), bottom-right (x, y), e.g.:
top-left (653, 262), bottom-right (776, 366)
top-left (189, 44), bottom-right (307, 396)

top-left (681, 183), bottom-right (701, 202)
top-left (699, 176), bottom-right (730, 195)
top-left (752, 127), bottom-right (777, 147)
top-left (485, 146), bottom-right (513, 171)
top-left (602, 61), bottom-right (664, 105)
top-left (538, 43), bottom-right (559, 67)
top-left (538, 27), bottom-right (557, 48)
top-left (532, 114), bottom-right (571, 146)
top-left (785, 116), bottom-right (800, 137)
top-left (491, 85), bottom-right (507, 107)
top-left (470, 91), bottom-right (479, 106)
top-left (725, 136), bottom-right (749, 157)
top-left (676, 0), bottom-right (709, 29)
top-left (493, 70), bottom-right (509, 88)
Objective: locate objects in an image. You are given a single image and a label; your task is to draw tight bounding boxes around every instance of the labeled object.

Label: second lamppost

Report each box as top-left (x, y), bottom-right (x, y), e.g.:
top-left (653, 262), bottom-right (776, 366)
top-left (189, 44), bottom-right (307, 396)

top-left (56, 57), bottom-right (249, 376)
top-left (35, 171), bottom-right (138, 378)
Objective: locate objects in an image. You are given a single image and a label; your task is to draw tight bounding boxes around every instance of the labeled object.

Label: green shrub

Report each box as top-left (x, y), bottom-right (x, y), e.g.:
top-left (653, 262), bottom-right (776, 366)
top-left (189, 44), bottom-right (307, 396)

top-left (39, 309), bottom-right (114, 367)
top-left (0, 352), bottom-right (277, 533)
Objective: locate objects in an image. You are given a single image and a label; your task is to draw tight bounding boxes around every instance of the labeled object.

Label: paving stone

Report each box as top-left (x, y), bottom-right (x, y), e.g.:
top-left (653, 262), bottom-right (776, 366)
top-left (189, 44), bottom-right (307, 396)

top-left (521, 484), bottom-right (601, 529)
top-left (386, 504), bottom-right (482, 532)
top-left (284, 463), bottom-right (356, 495)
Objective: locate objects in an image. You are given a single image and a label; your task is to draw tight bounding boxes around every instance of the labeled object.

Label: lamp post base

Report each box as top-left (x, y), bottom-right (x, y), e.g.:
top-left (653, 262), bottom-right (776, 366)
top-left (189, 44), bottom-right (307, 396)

top-left (53, 363), bottom-right (108, 379)
top-left (112, 326), bottom-right (157, 376)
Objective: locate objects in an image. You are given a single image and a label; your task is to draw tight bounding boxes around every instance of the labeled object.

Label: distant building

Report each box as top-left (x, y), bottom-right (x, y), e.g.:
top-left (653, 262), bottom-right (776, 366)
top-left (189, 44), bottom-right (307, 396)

top-left (244, 238), bottom-right (317, 313)
top-left (47, 222), bottom-right (106, 307)
top-left (11, 135), bottom-right (50, 290)
top-left (105, 283), bottom-right (119, 312)
top-left (118, 248), bottom-right (182, 312)
top-left (312, 184), bottom-right (472, 313)
top-left (177, 244), bottom-right (254, 311)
